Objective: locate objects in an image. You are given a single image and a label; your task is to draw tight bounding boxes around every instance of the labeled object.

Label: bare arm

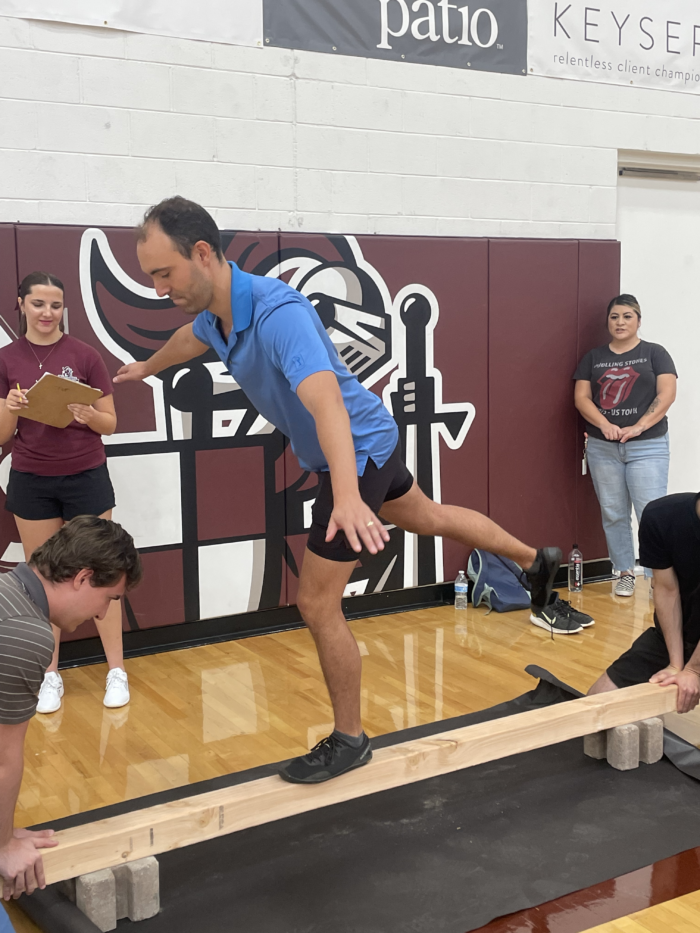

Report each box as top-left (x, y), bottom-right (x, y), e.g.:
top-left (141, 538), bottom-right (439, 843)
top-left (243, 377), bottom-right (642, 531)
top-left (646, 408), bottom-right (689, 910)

top-left (574, 380), bottom-right (621, 441)
top-left (618, 373), bottom-right (677, 443)
top-left (297, 371), bottom-right (389, 554)
top-left (649, 567), bottom-right (699, 713)
top-left (67, 393), bottom-right (117, 436)
top-left (0, 721), bottom-right (57, 900)
top-left (113, 323), bottom-right (208, 384)
top-left (0, 393), bottom-right (23, 446)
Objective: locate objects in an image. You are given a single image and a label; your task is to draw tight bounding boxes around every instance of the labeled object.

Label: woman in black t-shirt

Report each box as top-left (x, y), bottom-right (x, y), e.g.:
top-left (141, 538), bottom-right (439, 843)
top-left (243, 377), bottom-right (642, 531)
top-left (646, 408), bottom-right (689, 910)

top-left (574, 294), bottom-right (677, 598)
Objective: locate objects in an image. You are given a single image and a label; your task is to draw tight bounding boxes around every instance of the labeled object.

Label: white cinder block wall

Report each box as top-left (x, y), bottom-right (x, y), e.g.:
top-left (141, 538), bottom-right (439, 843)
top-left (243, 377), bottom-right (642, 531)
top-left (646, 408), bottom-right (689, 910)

top-left (1, 15), bottom-right (699, 234)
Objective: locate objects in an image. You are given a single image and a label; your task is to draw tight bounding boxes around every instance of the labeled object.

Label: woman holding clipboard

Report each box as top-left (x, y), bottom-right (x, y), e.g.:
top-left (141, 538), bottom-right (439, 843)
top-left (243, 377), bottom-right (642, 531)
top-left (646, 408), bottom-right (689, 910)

top-left (0, 271), bottom-right (129, 713)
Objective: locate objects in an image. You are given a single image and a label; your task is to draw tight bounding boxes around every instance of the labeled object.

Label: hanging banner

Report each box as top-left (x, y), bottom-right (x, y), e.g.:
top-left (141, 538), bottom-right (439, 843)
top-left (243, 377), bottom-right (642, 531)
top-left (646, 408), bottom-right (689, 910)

top-left (0, 0), bottom-right (263, 48)
top-left (529, 0), bottom-right (700, 94)
top-left (264, 0), bottom-right (528, 76)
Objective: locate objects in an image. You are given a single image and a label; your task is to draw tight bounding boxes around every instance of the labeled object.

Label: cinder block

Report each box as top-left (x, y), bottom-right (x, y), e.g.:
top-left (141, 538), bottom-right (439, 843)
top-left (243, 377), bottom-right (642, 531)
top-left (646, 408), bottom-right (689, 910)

top-left (606, 723), bottom-right (640, 771)
top-left (75, 868), bottom-right (117, 932)
top-left (121, 857), bottom-right (160, 922)
top-left (638, 717), bottom-right (664, 765)
top-left (57, 878), bottom-right (76, 902)
top-left (583, 731), bottom-right (607, 760)
top-left (111, 865), bottom-right (129, 921)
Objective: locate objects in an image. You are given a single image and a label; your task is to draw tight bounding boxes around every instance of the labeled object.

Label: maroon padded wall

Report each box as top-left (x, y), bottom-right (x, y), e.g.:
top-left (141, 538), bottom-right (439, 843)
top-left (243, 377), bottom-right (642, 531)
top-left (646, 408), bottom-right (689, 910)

top-left (0, 226), bottom-right (620, 646)
top-left (488, 239), bottom-right (580, 550)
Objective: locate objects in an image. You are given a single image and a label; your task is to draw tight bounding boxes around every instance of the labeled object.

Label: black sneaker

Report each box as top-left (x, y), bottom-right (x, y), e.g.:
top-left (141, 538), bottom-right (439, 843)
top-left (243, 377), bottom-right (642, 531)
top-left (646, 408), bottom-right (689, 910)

top-left (530, 592), bottom-right (583, 635)
top-left (554, 595), bottom-right (595, 627)
top-left (524, 547), bottom-right (562, 610)
top-left (279, 733), bottom-right (372, 784)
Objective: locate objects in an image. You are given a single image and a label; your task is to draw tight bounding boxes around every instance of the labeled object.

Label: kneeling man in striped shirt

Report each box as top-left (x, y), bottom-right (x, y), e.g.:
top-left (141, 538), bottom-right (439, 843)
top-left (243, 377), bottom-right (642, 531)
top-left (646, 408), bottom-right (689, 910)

top-left (0, 515), bottom-right (142, 906)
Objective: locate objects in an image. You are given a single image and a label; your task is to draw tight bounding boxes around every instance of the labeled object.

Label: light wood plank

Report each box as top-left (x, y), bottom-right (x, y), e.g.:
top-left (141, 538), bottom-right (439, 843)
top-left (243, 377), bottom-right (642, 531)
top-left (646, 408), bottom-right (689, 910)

top-left (17, 580), bottom-right (655, 829)
top-left (41, 681), bottom-right (676, 884)
top-left (582, 890), bottom-right (700, 933)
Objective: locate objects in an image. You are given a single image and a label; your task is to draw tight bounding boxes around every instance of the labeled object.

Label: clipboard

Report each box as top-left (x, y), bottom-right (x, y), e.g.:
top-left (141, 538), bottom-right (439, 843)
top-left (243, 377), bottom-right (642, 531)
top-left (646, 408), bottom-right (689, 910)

top-left (19, 373), bottom-right (103, 429)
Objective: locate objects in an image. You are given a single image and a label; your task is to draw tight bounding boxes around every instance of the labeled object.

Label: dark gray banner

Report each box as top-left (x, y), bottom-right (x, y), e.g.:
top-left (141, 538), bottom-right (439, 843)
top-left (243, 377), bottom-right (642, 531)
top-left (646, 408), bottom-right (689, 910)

top-left (264, 0), bottom-right (527, 75)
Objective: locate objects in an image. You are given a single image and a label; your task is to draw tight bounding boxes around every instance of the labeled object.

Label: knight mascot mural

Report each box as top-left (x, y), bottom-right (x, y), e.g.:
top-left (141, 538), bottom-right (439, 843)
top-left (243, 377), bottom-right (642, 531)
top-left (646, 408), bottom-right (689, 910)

top-left (0, 228), bottom-right (475, 633)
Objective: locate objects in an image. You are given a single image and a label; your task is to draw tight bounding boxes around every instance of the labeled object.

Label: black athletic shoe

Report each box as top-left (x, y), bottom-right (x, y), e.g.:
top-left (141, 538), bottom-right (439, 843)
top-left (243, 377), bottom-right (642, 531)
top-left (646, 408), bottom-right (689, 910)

top-left (525, 547), bottom-right (562, 611)
top-left (279, 733), bottom-right (373, 784)
top-left (554, 595), bottom-right (595, 628)
top-left (530, 592), bottom-right (583, 635)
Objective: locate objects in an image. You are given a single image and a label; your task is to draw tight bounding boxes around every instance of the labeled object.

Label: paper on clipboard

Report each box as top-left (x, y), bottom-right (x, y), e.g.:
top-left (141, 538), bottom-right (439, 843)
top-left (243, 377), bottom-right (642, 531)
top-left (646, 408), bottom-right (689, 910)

top-left (19, 372), bottom-right (103, 429)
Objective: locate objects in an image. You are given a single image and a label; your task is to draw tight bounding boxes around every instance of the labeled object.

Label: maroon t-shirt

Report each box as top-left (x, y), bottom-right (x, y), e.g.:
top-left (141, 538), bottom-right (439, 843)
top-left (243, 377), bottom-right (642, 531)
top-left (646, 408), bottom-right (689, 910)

top-left (0, 335), bottom-right (113, 476)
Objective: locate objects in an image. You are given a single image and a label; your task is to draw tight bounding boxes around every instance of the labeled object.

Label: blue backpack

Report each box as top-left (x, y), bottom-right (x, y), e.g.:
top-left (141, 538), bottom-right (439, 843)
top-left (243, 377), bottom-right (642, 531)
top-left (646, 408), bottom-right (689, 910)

top-left (467, 549), bottom-right (531, 613)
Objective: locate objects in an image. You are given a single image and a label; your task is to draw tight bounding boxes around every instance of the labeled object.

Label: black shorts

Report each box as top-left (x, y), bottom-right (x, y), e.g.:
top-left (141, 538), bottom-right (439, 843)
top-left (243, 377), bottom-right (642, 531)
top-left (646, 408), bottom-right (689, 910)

top-left (307, 443), bottom-right (414, 562)
top-left (607, 625), bottom-right (697, 689)
top-left (6, 464), bottom-right (116, 522)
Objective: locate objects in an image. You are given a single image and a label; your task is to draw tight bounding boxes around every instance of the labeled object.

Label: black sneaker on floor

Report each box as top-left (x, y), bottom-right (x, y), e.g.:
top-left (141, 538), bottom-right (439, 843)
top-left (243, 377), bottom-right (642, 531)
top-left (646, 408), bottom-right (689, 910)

top-left (530, 592), bottom-right (583, 635)
top-left (554, 595), bottom-right (595, 628)
top-left (279, 733), bottom-right (373, 784)
top-left (524, 547), bottom-right (562, 610)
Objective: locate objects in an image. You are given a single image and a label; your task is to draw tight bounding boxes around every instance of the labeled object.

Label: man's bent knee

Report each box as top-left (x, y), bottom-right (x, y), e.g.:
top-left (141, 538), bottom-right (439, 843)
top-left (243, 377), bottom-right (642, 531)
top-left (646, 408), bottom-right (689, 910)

top-left (587, 671), bottom-right (619, 696)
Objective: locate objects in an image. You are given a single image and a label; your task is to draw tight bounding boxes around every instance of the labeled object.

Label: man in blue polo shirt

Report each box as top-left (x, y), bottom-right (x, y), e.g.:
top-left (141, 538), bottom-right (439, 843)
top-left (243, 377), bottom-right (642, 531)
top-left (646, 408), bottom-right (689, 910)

top-left (115, 197), bottom-right (563, 784)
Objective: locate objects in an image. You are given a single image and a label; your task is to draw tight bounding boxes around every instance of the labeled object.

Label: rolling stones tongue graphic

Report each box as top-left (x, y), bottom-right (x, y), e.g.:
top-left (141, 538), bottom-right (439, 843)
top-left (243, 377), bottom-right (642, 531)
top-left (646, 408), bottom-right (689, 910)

top-left (597, 365), bottom-right (640, 409)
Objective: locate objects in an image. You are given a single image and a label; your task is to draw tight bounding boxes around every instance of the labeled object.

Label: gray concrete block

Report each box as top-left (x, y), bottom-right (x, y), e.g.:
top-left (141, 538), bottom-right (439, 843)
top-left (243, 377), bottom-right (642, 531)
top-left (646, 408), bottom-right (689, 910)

top-left (75, 868), bottom-right (117, 932)
top-left (111, 864), bottom-right (129, 921)
top-left (606, 723), bottom-right (640, 771)
top-left (118, 856), bottom-right (160, 921)
top-left (583, 731), bottom-right (607, 760)
top-left (56, 878), bottom-right (75, 903)
top-left (638, 717), bottom-right (664, 764)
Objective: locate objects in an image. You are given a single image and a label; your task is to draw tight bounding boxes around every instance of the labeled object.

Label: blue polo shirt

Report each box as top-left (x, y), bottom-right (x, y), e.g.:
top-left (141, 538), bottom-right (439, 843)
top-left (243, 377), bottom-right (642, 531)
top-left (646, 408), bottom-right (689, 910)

top-left (192, 263), bottom-right (398, 474)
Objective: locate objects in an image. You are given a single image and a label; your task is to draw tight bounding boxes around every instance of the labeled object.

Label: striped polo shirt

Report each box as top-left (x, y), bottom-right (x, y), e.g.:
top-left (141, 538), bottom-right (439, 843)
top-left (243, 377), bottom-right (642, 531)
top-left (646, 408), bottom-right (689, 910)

top-left (0, 563), bottom-right (54, 724)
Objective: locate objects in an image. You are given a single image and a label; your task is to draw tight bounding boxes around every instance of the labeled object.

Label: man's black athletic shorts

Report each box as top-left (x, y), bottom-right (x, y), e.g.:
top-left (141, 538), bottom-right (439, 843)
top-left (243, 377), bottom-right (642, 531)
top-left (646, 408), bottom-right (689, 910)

top-left (306, 442), bottom-right (414, 562)
top-left (607, 625), bottom-right (697, 689)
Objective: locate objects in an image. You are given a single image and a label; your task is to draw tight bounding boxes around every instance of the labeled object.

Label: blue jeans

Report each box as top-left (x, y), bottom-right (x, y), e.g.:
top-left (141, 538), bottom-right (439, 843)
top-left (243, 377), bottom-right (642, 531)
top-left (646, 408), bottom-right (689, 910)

top-left (0, 903), bottom-right (15, 933)
top-left (586, 434), bottom-right (670, 575)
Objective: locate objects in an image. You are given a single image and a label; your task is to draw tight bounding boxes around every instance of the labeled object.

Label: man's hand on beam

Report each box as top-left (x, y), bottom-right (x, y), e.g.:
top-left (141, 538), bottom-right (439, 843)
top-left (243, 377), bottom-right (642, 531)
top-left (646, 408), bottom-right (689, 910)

top-left (0, 828), bottom-right (57, 900)
top-left (650, 666), bottom-right (700, 714)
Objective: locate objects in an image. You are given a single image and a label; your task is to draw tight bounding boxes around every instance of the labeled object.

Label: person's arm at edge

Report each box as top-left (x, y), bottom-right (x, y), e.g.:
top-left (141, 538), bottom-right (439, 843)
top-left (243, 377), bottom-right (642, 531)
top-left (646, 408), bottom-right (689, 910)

top-left (296, 371), bottom-right (390, 555)
top-left (0, 721), bottom-right (57, 900)
top-left (648, 566), bottom-right (699, 713)
top-left (574, 380), bottom-right (622, 441)
top-left (0, 395), bottom-right (23, 446)
top-left (618, 373), bottom-right (677, 443)
top-left (113, 323), bottom-right (208, 384)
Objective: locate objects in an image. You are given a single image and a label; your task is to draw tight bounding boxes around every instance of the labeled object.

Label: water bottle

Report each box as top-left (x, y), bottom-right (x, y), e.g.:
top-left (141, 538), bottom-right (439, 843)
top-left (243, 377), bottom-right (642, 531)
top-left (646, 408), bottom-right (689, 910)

top-left (454, 570), bottom-right (469, 610)
top-left (568, 544), bottom-right (583, 593)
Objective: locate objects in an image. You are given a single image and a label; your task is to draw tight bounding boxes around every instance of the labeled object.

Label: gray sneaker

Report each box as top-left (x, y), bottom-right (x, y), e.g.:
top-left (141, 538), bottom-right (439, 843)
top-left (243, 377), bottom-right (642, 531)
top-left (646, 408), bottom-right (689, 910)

top-left (530, 593), bottom-right (583, 635)
top-left (279, 733), bottom-right (372, 784)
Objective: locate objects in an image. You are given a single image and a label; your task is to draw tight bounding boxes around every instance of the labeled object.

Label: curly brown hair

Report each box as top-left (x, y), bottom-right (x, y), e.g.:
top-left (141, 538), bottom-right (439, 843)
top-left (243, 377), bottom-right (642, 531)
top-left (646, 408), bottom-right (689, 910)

top-left (29, 515), bottom-right (142, 590)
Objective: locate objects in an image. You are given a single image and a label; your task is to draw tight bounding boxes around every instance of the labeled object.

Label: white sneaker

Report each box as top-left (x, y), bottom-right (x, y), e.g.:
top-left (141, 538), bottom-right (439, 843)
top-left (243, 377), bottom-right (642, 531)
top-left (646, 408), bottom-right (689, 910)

top-left (615, 573), bottom-right (636, 597)
top-left (36, 671), bottom-right (64, 714)
top-left (104, 668), bottom-right (130, 708)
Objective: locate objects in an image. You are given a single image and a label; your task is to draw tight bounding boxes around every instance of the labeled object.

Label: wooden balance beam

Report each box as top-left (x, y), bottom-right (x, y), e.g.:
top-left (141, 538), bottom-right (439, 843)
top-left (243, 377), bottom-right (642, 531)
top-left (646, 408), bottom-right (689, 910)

top-left (42, 682), bottom-right (677, 885)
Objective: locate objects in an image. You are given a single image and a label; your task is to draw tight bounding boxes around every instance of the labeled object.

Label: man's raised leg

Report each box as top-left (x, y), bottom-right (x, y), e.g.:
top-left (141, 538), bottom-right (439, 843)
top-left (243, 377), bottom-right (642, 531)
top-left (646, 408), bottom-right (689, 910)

top-left (279, 548), bottom-right (373, 783)
top-left (379, 483), bottom-right (564, 622)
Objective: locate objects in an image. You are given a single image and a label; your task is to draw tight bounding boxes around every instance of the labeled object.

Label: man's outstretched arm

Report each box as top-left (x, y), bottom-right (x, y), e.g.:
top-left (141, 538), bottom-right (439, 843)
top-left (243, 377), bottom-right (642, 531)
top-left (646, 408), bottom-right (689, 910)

top-left (0, 721), bottom-right (57, 900)
top-left (297, 371), bottom-right (390, 555)
top-left (649, 567), bottom-right (699, 713)
top-left (113, 323), bottom-right (208, 384)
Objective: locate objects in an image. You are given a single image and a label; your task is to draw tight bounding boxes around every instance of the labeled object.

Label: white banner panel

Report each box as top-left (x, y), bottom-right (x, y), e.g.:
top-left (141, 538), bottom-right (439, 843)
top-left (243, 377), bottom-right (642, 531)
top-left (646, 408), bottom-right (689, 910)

top-left (0, 0), bottom-right (263, 47)
top-left (529, 1), bottom-right (700, 94)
